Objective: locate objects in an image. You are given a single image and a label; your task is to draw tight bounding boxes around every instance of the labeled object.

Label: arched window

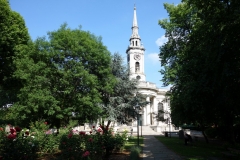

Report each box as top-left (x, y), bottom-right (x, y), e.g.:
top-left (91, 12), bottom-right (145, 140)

top-left (135, 62), bottom-right (140, 73)
top-left (158, 103), bottom-right (164, 120)
top-left (136, 41), bottom-right (138, 46)
top-left (132, 41), bottom-right (134, 46)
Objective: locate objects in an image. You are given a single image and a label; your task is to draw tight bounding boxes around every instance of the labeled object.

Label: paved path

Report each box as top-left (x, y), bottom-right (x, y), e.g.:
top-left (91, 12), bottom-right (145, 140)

top-left (141, 129), bottom-right (182, 160)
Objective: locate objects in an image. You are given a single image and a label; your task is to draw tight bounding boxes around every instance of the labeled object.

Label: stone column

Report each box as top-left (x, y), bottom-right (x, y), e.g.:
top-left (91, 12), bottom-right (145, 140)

top-left (143, 106), bottom-right (147, 125)
top-left (146, 96), bottom-right (150, 125)
top-left (153, 97), bottom-right (158, 125)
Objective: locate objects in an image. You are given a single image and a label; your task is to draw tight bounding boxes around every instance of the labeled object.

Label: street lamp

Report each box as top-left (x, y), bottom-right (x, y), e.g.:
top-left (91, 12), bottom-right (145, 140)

top-left (133, 103), bottom-right (141, 147)
top-left (165, 111), bottom-right (171, 138)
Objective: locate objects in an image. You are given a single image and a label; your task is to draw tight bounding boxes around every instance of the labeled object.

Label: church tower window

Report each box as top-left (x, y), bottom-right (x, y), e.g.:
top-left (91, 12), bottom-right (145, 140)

top-left (136, 75), bottom-right (141, 79)
top-left (136, 41), bottom-right (138, 46)
top-left (135, 62), bottom-right (140, 72)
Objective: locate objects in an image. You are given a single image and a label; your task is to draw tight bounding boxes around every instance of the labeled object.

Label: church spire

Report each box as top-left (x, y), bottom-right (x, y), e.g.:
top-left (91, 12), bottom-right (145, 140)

top-left (131, 5), bottom-right (139, 39)
top-left (126, 5), bottom-right (146, 81)
top-left (133, 6), bottom-right (138, 28)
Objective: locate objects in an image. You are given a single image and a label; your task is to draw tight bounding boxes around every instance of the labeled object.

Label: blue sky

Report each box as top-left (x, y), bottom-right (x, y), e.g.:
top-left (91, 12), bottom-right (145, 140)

top-left (9, 0), bottom-right (180, 88)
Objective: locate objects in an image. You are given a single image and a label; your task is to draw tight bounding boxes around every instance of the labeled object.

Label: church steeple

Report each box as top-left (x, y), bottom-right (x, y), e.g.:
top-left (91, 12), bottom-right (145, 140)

top-left (126, 6), bottom-right (146, 81)
top-left (132, 6), bottom-right (139, 39)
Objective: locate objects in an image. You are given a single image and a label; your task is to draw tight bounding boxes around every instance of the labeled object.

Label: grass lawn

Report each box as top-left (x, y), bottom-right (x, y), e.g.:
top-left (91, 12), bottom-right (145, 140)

top-left (124, 136), bottom-right (143, 151)
top-left (123, 136), bottom-right (143, 160)
top-left (155, 136), bottom-right (240, 160)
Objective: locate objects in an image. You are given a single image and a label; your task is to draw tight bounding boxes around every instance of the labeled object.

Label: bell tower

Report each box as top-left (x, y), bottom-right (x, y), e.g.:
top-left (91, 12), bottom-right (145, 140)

top-left (126, 6), bottom-right (146, 81)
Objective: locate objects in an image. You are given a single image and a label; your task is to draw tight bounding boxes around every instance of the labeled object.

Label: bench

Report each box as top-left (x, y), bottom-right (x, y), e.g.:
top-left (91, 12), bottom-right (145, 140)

top-left (163, 131), bottom-right (178, 137)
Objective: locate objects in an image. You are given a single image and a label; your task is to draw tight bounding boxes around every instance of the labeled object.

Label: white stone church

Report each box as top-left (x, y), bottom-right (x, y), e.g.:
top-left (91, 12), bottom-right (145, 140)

top-left (127, 6), bottom-right (175, 133)
top-left (79, 6), bottom-right (177, 133)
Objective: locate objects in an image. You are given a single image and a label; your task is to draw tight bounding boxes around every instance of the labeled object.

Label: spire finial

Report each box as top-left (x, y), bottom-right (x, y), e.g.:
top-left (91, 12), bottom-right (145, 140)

top-left (132, 4), bottom-right (138, 27)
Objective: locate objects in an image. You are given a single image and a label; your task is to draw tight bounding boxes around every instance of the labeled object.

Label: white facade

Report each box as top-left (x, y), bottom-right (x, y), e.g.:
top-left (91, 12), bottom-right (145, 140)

top-left (127, 7), bottom-right (175, 132)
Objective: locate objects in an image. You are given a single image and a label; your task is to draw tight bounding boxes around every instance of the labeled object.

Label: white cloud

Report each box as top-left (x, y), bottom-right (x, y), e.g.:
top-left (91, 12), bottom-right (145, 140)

top-left (155, 35), bottom-right (168, 46)
top-left (147, 53), bottom-right (160, 64)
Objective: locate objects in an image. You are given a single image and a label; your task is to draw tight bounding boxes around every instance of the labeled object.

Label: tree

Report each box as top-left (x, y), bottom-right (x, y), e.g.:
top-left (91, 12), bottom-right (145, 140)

top-left (101, 53), bottom-right (148, 127)
top-left (11, 24), bottom-right (115, 128)
top-left (0, 0), bottom-right (30, 107)
top-left (159, 0), bottom-right (240, 143)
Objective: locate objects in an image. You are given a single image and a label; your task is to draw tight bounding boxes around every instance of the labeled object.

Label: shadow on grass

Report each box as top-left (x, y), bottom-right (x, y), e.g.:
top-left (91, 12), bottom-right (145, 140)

top-left (155, 136), bottom-right (240, 160)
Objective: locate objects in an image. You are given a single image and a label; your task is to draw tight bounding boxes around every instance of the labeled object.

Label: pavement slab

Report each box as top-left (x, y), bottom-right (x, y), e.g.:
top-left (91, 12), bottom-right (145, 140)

top-left (142, 135), bottom-right (182, 160)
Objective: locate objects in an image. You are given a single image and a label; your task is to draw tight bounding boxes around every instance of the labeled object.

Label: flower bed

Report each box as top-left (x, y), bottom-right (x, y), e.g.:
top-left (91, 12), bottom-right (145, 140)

top-left (0, 121), bottom-right (129, 160)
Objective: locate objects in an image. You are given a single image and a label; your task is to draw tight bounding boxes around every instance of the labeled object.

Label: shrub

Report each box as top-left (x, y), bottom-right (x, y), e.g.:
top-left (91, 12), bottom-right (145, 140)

top-left (0, 122), bottom-right (129, 160)
top-left (129, 146), bottom-right (141, 160)
top-left (1, 126), bottom-right (37, 160)
top-left (205, 127), bottom-right (217, 139)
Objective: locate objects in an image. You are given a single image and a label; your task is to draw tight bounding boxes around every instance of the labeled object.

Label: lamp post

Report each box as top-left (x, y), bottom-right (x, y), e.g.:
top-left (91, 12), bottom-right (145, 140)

top-left (168, 117), bottom-right (171, 138)
top-left (133, 103), bottom-right (141, 147)
top-left (165, 112), bottom-right (171, 138)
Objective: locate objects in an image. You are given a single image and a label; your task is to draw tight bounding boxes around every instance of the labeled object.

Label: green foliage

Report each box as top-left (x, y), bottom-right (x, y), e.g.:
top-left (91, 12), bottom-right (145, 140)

top-left (159, 0), bottom-right (240, 142)
top-left (101, 53), bottom-right (148, 125)
top-left (129, 146), bottom-right (141, 160)
top-left (205, 127), bottom-right (217, 139)
top-left (1, 126), bottom-right (37, 160)
top-left (0, 0), bottom-right (30, 107)
top-left (0, 122), bottom-right (129, 159)
top-left (59, 134), bottom-right (87, 159)
top-left (10, 23), bottom-right (115, 127)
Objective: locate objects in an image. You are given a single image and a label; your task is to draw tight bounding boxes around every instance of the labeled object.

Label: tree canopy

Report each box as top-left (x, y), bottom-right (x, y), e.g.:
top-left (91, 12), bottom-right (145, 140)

top-left (101, 53), bottom-right (148, 127)
top-left (0, 0), bottom-right (30, 107)
top-left (10, 24), bottom-right (115, 127)
top-left (159, 0), bottom-right (240, 141)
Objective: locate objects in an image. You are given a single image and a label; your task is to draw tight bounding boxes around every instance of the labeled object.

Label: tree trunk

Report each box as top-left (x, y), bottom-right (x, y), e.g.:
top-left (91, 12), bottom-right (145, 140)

top-left (106, 120), bottom-right (111, 128)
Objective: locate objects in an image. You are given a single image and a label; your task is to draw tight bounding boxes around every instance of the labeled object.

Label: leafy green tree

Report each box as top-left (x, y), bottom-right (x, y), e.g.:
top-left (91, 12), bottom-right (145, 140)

top-left (102, 53), bottom-right (148, 127)
top-left (11, 24), bottom-right (115, 128)
top-left (159, 0), bottom-right (240, 143)
top-left (0, 0), bottom-right (30, 107)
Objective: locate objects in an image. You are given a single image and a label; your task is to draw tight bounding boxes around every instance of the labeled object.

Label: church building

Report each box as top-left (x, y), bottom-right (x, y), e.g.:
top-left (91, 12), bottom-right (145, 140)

top-left (127, 6), bottom-right (175, 132)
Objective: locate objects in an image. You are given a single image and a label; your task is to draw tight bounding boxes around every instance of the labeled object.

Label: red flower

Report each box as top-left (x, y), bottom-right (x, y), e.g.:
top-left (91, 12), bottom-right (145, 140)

top-left (15, 126), bottom-right (22, 132)
top-left (7, 134), bottom-right (16, 139)
top-left (79, 131), bottom-right (86, 135)
top-left (88, 138), bottom-right (93, 142)
top-left (25, 131), bottom-right (29, 135)
top-left (68, 133), bottom-right (73, 138)
top-left (10, 128), bottom-right (16, 134)
top-left (44, 122), bottom-right (48, 125)
top-left (97, 128), bottom-right (102, 132)
top-left (0, 127), bottom-right (3, 131)
top-left (82, 151), bottom-right (90, 157)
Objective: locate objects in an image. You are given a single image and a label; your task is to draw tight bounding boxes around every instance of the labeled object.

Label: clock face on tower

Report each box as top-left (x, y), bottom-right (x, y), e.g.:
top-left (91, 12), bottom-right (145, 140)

top-left (134, 53), bottom-right (141, 61)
